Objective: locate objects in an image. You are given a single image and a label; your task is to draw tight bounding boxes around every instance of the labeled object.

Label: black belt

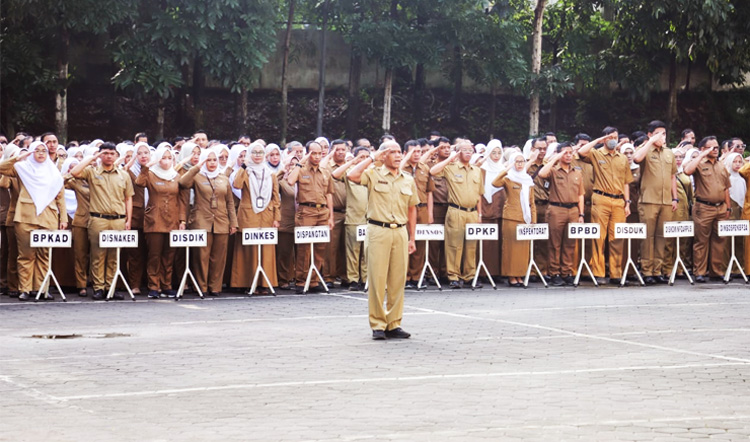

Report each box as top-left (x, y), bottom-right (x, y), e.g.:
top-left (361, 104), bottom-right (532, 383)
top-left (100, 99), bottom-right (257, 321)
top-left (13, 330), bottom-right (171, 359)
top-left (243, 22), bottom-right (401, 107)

top-left (90, 212), bottom-right (126, 220)
top-left (696, 199), bottom-right (724, 207)
top-left (593, 189), bottom-right (624, 200)
top-left (448, 203), bottom-right (476, 212)
top-left (333, 208), bottom-right (345, 214)
top-left (549, 202), bottom-right (577, 209)
top-left (299, 202), bottom-right (327, 209)
top-left (368, 219), bottom-right (405, 229)
top-left (433, 202), bottom-right (449, 207)
top-left (536, 199), bottom-right (549, 205)
top-left (416, 203), bottom-right (427, 208)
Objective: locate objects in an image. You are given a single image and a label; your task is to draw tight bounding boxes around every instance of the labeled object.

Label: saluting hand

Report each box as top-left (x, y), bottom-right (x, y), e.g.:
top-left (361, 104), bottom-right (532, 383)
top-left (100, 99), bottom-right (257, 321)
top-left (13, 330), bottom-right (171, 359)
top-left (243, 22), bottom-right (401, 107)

top-left (529, 149), bottom-right (541, 163)
top-left (16, 150), bottom-right (33, 161)
top-left (448, 151), bottom-right (459, 162)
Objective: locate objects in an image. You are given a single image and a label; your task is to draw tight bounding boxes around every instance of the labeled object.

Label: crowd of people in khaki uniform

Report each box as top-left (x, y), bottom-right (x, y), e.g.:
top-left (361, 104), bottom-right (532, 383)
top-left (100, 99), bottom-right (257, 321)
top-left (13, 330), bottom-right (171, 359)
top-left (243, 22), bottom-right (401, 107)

top-left (0, 122), bottom-right (748, 338)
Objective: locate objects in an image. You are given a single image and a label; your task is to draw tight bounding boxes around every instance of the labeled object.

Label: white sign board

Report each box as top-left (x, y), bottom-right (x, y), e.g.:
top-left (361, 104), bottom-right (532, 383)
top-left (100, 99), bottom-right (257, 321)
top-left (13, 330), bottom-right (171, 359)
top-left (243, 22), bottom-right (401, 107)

top-left (415, 224), bottom-right (444, 241)
top-left (243, 228), bottom-right (279, 245)
top-left (466, 223), bottom-right (499, 240)
top-left (99, 230), bottom-right (139, 248)
top-left (294, 226), bottom-right (330, 244)
top-left (568, 223), bottom-right (601, 239)
top-left (664, 221), bottom-right (694, 238)
top-left (356, 225), bottom-right (367, 242)
top-left (170, 230), bottom-right (207, 247)
top-left (515, 223), bottom-right (548, 241)
top-left (30, 230), bottom-right (71, 248)
top-left (614, 223), bottom-right (647, 239)
top-left (718, 220), bottom-right (750, 237)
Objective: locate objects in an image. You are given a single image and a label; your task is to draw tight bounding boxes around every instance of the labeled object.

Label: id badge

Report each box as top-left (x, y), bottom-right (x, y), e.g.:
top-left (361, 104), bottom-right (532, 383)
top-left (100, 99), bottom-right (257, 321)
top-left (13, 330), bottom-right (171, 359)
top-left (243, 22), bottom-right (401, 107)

top-left (256, 197), bottom-right (265, 209)
top-left (210, 196), bottom-right (218, 209)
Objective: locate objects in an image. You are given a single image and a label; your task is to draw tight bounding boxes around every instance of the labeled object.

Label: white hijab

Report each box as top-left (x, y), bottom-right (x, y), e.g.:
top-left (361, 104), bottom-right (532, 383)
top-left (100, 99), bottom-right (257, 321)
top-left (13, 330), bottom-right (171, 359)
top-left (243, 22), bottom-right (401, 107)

top-left (265, 143), bottom-right (282, 173)
top-left (619, 143), bottom-right (640, 170)
top-left (228, 143), bottom-right (246, 172)
top-left (506, 152), bottom-right (535, 224)
top-left (3, 143), bottom-right (20, 161)
top-left (199, 148), bottom-right (221, 179)
top-left (83, 144), bottom-right (99, 158)
top-left (178, 142), bottom-right (200, 171)
top-left (61, 157), bottom-right (80, 219)
top-left (214, 144), bottom-right (230, 174)
top-left (149, 146), bottom-right (178, 181)
top-left (724, 152), bottom-right (746, 207)
top-left (130, 142), bottom-right (151, 178)
top-left (14, 141), bottom-right (64, 216)
top-left (480, 145), bottom-right (504, 203)
top-left (247, 152), bottom-right (273, 214)
top-left (67, 146), bottom-right (83, 160)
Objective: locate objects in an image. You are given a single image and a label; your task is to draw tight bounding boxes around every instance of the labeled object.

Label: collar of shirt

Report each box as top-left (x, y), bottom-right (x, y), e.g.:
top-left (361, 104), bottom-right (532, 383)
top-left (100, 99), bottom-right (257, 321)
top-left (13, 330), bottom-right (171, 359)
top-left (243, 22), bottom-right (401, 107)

top-left (96, 165), bottom-right (119, 174)
top-left (377, 164), bottom-right (405, 178)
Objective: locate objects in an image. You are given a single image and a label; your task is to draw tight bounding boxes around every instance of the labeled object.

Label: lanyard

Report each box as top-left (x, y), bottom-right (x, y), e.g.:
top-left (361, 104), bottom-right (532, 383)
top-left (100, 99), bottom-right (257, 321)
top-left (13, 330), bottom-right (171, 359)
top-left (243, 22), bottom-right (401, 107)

top-left (251, 168), bottom-right (266, 195)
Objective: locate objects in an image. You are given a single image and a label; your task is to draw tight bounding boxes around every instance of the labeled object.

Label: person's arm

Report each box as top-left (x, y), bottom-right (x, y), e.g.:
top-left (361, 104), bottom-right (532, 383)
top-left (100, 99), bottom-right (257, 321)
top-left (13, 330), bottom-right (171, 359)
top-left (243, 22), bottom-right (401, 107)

top-left (633, 133), bottom-right (663, 163)
top-left (178, 164), bottom-right (201, 188)
top-left (577, 194), bottom-right (585, 223)
top-left (332, 156), bottom-right (356, 180)
top-left (271, 174), bottom-right (281, 229)
top-left (0, 155), bottom-right (22, 177)
top-left (683, 149), bottom-right (711, 175)
top-left (125, 196), bottom-right (133, 230)
top-left (429, 151), bottom-right (459, 176)
top-left (419, 146), bottom-right (438, 164)
top-left (407, 205), bottom-right (417, 254)
top-left (226, 179), bottom-right (238, 234)
top-left (400, 146), bottom-right (415, 170)
top-left (326, 193), bottom-right (334, 230)
top-left (70, 152), bottom-right (100, 178)
top-left (725, 189), bottom-right (731, 213)
top-left (739, 161), bottom-right (750, 180)
top-left (286, 152), bottom-right (310, 185)
top-left (623, 184), bottom-right (631, 218)
top-left (671, 174), bottom-right (678, 211)
top-left (56, 188), bottom-right (68, 230)
top-left (576, 134), bottom-right (614, 158)
top-left (319, 148), bottom-right (336, 169)
top-left (427, 192), bottom-right (434, 224)
top-left (233, 167), bottom-right (248, 190)
top-left (347, 147), bottom-right (390, 184)
top-left (134, 166), bottom-right (149, 187)
top-left (123, 151), bottom-right (138, 171)
top-left (538, 152), bottom-right (562, 178)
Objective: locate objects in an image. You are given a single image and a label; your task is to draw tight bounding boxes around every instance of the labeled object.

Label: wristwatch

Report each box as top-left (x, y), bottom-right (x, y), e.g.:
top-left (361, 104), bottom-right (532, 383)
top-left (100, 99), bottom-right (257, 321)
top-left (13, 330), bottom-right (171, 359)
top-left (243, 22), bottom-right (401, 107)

top-left (579, 213), bottom-right (585, 218)
top-left (625, 199), bottom-right (632, 204)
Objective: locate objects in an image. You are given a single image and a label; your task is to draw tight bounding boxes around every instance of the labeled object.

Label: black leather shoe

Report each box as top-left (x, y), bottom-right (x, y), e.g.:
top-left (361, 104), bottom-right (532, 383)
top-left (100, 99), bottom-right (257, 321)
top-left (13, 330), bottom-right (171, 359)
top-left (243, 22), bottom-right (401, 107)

top-left (404, 280), bottom-right (416, 290)
top-left (644, 276), bottom-right (656, 285)
top-left (551, 275), bottom-right (565, 286)
top-left (449, 280), bottom-right (462, 289)
top-left (148, 290), bottom-right (160, 299)
top-left (18, 292), bottom-right (32, 301)
top-left (310, 285), bottom-right (327, 293)
top-left (208, 291), bottom-right (220, 297)
top-left (92, 290), bottom-right (105, 300)
top-left (163, 290), bottom-right (177, 298)
top-left (351, 282), bottom-right (362, 292)
top-left (385, 327), bottom-right (411, 339)
top-left (295, 285), bottom-right (305, 294)
top-left (563, 276), bottom-right (576, 286)
top-left (609, 278), bottom-right (622, 286)
top-left (694, 275), bottom-right (707, 283)
top-left (112, 292), bottom-right (125, 300)
top-left (325, 282), bottom-right (334, 290)
top-left (656, 275), bottom-right (670, 284)
top-left (466, 279), bottom-right (482, 288)
top-left (41, 293), bottom-right (53, 301)
top-left (595, 277), bottom-right (608, 285)
top-left (372, 330), bottom-right (386, 340)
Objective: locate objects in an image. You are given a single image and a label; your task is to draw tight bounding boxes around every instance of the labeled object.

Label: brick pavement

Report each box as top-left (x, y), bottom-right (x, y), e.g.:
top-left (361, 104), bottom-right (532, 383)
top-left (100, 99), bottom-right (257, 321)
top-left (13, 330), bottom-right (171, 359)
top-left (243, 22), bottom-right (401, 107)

top-left (1, 282), bottom-right (750, 441)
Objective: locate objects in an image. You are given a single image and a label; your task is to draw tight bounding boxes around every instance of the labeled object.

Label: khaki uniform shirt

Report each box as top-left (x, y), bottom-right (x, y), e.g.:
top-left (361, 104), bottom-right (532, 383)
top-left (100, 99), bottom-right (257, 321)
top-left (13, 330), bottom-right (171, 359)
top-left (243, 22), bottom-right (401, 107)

top-left (343, 168), bottom-right (368, 225)
top-left (582, 147), bottom-right (633, 195)
top-left (692, 158), bottom-right (730, 203)
top-left (81, 166), bottom-right (134, 215)
top-left (327, 161), bottom-right (348, 211)
top-left (278, 175), bottom-right (297, 233)
top-left (1, 177), bottom-right (19, 225)
top-left (638, 145), bottom-right (676, 205)
top-left (65, 177), bottom-right (90, 228)
top-left (361, 165), bottom-right (418, 225)
top-left (528, 162), bottom-right (551, 202)
top-left (433, 162), bottom-right (482, 209)
top-left (573, 155), bottom-right (594, 202)
top-left (128, 170), bottom-right (146, 229)
top-left (233, 167), bottom-right (281, 227)
top-left (296, 163), bottom-right (333, 205)
top-left (427, 158), bottom-right (449, 205)
top-left (403, 162), bottom-right (435, 205)
top-left (0, 158), bottom-right (65, 229)
top-left (546, 164), bottom-right (584, 203)
top-left (179, 166), bottom-right (238, 234)
top-left (491, 171), bottom-right (537, 223)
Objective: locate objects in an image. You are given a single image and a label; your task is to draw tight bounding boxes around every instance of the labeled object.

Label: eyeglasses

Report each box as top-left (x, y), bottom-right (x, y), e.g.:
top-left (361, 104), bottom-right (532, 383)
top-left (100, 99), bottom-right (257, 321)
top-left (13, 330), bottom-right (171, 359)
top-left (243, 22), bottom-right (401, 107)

top-left (251, 151), bottom-right (265, 156)
top-left (218, 155), bottom-right (228, 160)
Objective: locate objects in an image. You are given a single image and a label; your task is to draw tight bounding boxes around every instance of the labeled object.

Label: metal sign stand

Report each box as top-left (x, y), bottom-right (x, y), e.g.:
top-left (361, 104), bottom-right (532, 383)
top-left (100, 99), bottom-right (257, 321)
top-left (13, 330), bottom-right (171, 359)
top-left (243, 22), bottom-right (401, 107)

top-left (724, 235), bottom-right (749, 284)
top-left (573, 237), bottom-right (598, 287)
top-left (471, 239), bottom-right (496, 290)
top-left (620, 238), bottom-right (645, 287)
top-left (668, 237), bottom-right (694, 286)
top-left (176, 246), bottom-right (204, 300)
top-left (523, 240), bottom-right (548, 288)
top-left (303, 244), bottom-right (328, 294)
top-left (35, 248), bottom-right (66, 302)
top-left (107, 247), bottom-right (135, 301)
top-left (417, 240), bottom-right (442, 291)
top-left (250, 244), bottom-right (276, 296)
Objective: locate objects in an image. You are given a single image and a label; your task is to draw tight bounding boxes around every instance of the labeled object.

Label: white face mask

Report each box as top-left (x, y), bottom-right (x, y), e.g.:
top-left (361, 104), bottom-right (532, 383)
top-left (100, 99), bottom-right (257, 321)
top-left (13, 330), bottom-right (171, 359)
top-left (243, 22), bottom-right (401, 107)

top-left (606, 139), bottom-right (618, 150)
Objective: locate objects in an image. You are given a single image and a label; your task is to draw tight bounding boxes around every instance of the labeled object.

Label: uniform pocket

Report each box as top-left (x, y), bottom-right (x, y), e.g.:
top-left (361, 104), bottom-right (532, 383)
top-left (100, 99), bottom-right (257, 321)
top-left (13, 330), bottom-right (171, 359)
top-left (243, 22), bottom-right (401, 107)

top-left (400, 186), bottom-right (413, 196)
top-left (374, 183), bottom-right (389, 193)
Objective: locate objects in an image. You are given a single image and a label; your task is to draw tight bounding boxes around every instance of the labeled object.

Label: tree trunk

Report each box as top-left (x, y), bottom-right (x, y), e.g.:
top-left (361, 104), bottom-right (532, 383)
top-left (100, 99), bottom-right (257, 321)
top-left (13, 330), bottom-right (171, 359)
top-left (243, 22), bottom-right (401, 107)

top-left (240, 86), bottom-right (249, 130)
top-left (280, 0), bottom-right (295, 146)
top-left (55, 28), bottom-right (70, 143)
top-left (156, 96), bottom-right (165, 141)
top-left (529, 0), bottom-right (547, 137)
top-left (449, 46), bottom-right (463, 125)
top-left (489, 85), bottom-right (497, 139)
top-left (667, 53), bottom-right (678, 133)
top-left (316, 0), bottom-right (330, 137)
top-left (382, 68), bottom-right (393, 134)
top-left (345, 52), bottom-right (362, 140)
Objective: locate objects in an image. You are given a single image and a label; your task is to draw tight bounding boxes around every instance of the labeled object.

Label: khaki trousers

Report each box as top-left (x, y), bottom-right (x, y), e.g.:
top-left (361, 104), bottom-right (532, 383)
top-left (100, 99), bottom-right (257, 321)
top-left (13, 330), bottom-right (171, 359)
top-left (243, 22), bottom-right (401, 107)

top-left (192, 232), bottom-right (229, 293)
top-left (692, 202), bottom-right (728, 277)
top-left (276, 232), bottom-right (296, 285)
top-left (0, 225), bottom-right (8, 290)
top-left (145, 233), bottom-right (176, 291)
top-left (445, 206), bottom-right (479, 281)
top-left (407, 205), bottom-right (429, 281)
top-left (345, 224), bottom-right (367, 283)
top-left (325, 211), bottom-right (347, 283)
top-left (295, 206), bottom-right (329, 287)
top-left (638, 203), bottom-right (673, 276)
top-left (591, 193), bottom-right (626, 278)
top-left (6, 223), bottom-right (18, 291)
top-left (72, 226), bottom-right (90, 289)
top-left (546, 205), bottom-right (578, 276)
top-left (367, 224), bottom-right (407, 331)
top-left (15, 222), bottom-right (47, 293)
top-left (88, 217), bottom-right (126, 291)
top-left (428, 204), bottom-right (448, 279)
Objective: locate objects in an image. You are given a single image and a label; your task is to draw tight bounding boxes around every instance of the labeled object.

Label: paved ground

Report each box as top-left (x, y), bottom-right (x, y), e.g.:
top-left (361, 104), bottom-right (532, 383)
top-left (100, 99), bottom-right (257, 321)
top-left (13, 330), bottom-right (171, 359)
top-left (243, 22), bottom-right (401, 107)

top-left (1, 281), bottom-right (750, 441)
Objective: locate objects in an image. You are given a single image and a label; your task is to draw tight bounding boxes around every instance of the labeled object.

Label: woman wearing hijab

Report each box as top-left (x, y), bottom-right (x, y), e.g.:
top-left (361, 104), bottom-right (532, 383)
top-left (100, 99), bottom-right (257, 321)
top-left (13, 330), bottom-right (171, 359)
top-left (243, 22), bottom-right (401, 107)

top-left (214, 144), bottom-right (230, 174)
top-left (231, 143), bottom-right (281, 294)
top-left (0, 143), bottom-right (21, 297)
top-left (479, 140), bottom-right (506, 277)
top-left (265, 144), bottom-right (282, 173)
top-left (0, 141), bottom-right (66, 301)
top-left (664, 147), bottom-right (695, 276)
top-left (724, 152), bottom-right (747, 271)
top-left (277, 155), bottom-right (299, 290)
top-left (123, 142), bottom-right (151, 295)
top-left (62, 157), bottom-right (91, 296)
top-left (492, 151), bottom-right (536, 287)
top-left (619, 143), bottom-right (642, 273)
top-left (172, 142), bottom-right (200, 288)
top-left (135, 146), bottom-right (184, 298)
top-left (179, 148), bottom-right (238, 296)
